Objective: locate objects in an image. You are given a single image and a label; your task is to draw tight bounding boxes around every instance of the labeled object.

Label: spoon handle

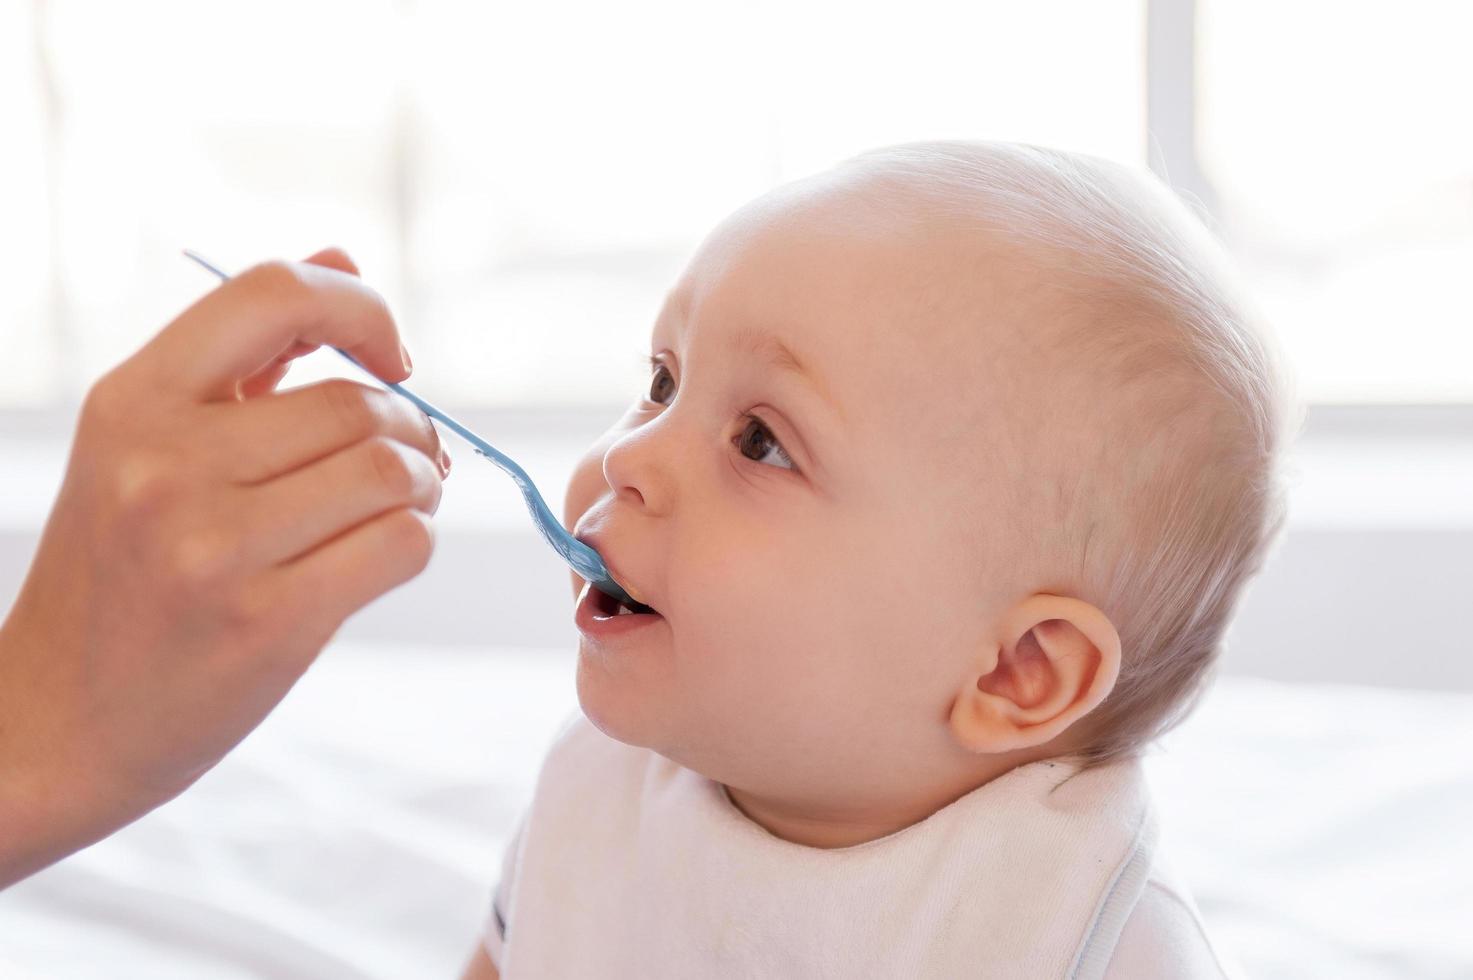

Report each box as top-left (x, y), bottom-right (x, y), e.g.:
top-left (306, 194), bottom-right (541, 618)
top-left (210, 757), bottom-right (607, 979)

top-left (179, 249), bottom-right (632, 603)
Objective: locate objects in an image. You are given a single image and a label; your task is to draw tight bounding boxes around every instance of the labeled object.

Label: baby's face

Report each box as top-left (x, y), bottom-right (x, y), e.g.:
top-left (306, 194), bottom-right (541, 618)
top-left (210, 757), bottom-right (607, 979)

top-left (564, 176), bottom-right (1064, 814)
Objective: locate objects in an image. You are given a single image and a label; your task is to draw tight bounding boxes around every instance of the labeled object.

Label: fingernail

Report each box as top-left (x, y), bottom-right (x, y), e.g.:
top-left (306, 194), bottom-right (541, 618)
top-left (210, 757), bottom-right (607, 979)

top-left (440, 447), bottom-right (452, 475)
top-left (400, 343), bottom-right (413, 375)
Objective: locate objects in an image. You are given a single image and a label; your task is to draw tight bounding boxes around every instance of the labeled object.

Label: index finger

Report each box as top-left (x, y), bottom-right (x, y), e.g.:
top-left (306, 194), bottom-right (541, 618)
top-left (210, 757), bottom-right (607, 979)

top-left (143, 258), bottom-right (413, 403)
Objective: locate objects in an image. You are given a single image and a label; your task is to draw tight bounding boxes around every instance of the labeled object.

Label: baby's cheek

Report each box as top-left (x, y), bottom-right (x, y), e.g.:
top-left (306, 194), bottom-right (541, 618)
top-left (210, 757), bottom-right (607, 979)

top-left (697, 598), bottom-right (848, 722)
top-left (563, 436), bottom-right (616, 532)
top-left (562, 429), bottom-right (627, 597)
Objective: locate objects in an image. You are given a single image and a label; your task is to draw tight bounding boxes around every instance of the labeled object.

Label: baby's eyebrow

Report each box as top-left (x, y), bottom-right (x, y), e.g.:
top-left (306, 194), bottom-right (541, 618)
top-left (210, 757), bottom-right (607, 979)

top-left (726, 325), bottom-right (842, 426)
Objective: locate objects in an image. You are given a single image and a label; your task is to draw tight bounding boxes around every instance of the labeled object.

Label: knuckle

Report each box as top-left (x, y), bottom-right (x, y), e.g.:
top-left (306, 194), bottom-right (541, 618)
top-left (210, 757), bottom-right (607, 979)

top-left (362, 282), bottom-right (393, 321)
top-left (390, 508), bottom-right (436, 573)
top-left (240, 258), bottom-right (307, 299)
top-left (168, 528), bottom-right (236, 593)
top-left (316, 245), bottom-right (352, 269)
top-left (111, 452), bottom-right (174, 519)
top-left (365, 435), bottom-right (416, 498)
top-left (323, 379), bottom-right (381, 442)
top-left (223, 579), bottom-right (276, 631)
top-left (356, 285), bottom-right (402, 351)
top-left (82, 371), bottom-right (127, 427)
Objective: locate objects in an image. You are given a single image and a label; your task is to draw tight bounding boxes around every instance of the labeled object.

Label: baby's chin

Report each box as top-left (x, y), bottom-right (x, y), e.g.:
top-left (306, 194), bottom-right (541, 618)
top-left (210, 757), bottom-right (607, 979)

top-left (573, 638), bottom-right (672, 751)
top-left (573, 639), bottom-right (747, 780)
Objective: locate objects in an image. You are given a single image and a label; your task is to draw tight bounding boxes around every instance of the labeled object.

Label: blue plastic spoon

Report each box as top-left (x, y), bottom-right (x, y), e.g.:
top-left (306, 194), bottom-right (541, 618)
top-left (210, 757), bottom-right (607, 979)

top-left (182, 249), bottom-right (651, 613)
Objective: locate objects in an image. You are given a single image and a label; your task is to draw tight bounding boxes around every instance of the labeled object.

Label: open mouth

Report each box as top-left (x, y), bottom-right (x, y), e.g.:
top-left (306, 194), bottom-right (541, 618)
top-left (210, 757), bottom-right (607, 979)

top-left (574, 578), bottom-right (665, 639)
top-left (592, 588), bottom-right (659, 619)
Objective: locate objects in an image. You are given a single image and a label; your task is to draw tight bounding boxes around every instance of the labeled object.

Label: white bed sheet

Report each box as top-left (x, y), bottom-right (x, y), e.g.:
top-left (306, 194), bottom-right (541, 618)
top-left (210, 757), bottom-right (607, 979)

top-left (1, 641), bottom-right (1469, 979)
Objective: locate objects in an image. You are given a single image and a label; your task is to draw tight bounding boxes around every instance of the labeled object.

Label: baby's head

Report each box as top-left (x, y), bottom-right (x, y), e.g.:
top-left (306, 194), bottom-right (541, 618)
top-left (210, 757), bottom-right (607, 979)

top-left (565, 140), bottom-right (1296, 844)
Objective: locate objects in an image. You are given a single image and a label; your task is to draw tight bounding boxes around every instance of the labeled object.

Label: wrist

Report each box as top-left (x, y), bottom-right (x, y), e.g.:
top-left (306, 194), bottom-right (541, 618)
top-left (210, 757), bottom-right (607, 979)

top-left (0, 618), bottom-right (117, 888)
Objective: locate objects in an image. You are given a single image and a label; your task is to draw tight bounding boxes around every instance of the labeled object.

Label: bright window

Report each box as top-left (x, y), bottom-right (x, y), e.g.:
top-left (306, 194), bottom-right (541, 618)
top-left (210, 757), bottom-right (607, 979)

top-left (0, 0), bottom-right (1144, 409)
top-left (14, 2), bottom-right (1466, 409)
top-left (1197, 0), bottom-right (1473, 402)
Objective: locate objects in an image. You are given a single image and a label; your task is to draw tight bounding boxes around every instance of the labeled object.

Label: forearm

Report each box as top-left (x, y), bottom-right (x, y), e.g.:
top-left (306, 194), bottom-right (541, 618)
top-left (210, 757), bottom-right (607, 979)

top-left (0, 744), bottom-right (106, 889)
top-left (0, 618), bottom-right (125, 889)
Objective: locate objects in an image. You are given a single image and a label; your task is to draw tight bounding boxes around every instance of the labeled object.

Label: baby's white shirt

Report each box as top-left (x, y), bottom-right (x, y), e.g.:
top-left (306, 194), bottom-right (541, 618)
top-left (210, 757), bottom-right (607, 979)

top-left (482, 715), bottom-right (1230, 979)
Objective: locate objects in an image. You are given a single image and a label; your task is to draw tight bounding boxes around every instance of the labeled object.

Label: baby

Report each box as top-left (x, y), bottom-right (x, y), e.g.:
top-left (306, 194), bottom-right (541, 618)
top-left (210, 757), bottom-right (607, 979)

top-left (461, 140), bottom-right (1293, 979)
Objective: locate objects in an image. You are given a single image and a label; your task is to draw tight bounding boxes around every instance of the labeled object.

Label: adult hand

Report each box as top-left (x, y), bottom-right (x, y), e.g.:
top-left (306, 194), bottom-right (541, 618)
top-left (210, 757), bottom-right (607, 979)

top-left (0, 247), bottom-right (451, 887)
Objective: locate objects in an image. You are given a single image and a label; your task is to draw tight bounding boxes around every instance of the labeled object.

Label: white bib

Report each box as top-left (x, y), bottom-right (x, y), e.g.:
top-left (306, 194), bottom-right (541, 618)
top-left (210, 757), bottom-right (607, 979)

top-left (491, 715), bottom-right (1159, 979)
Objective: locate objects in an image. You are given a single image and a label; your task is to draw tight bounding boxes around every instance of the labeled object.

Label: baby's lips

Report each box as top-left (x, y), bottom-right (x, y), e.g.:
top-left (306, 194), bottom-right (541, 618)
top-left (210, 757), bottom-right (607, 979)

top-left (604, 559), bottom-right (650, 606)
top-left (576, 531), bottom-right (653, 608)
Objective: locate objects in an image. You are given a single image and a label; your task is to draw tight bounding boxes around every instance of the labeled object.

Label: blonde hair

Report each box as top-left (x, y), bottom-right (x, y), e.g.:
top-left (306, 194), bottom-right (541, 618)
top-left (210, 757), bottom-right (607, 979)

top-left (836, 140), bottom-right (1301, 767)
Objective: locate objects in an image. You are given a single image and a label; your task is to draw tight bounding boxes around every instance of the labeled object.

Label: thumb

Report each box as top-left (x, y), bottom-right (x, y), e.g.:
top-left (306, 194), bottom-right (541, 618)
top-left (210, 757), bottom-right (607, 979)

top-left (145, 249), bottom-right (411, 403)
top-left (302, 245), bottom-right (361, 277)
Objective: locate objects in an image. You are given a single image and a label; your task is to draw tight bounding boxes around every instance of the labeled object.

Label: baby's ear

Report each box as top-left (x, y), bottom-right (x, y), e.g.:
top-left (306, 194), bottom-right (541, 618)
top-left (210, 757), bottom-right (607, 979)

top-left (946, 594), bottom-right (1121, 755)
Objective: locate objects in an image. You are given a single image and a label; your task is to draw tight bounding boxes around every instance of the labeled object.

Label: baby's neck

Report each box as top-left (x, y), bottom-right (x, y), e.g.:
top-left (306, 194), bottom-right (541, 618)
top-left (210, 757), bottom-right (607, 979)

top-left (722, 749), bottom-right (1046, 849)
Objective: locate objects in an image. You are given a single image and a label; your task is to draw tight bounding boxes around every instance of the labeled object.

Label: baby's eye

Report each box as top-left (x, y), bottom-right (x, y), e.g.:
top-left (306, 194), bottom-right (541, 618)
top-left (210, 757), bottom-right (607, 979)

top-left (647, 363), bottom-right (676, 405)
top-left (734, 414), bottom-right (795, 471)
